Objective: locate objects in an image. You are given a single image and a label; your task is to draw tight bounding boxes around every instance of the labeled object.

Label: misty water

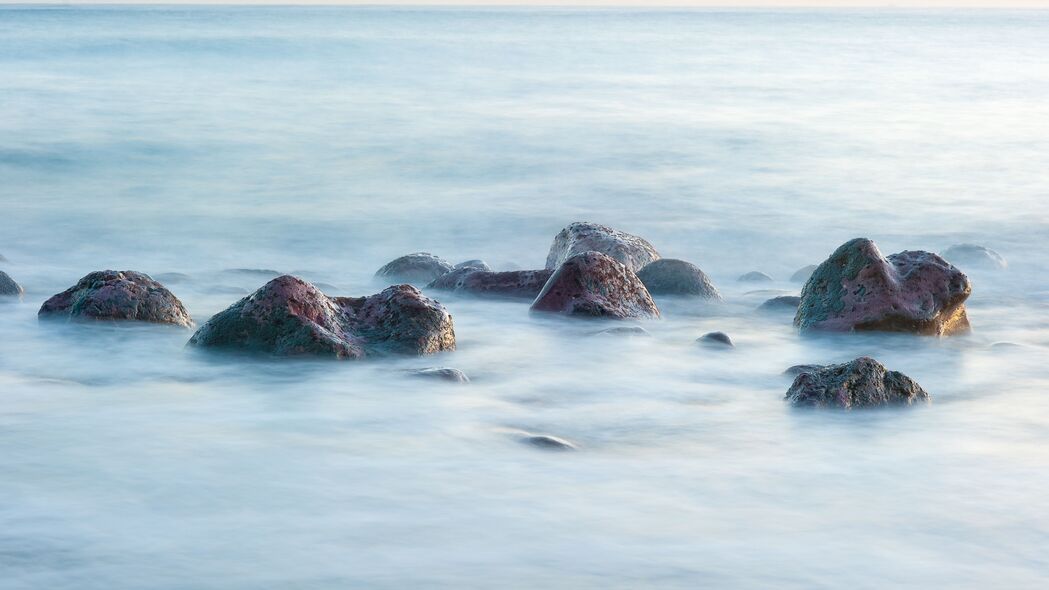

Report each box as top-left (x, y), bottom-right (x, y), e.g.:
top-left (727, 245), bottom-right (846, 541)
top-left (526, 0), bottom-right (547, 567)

top-left (2, 6), bottom-right (1049, 589)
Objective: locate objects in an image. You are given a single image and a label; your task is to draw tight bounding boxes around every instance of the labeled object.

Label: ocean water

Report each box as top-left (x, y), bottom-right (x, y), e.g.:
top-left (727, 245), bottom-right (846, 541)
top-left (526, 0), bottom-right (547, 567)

top-left (2, 6), bottom-right (1049, 589)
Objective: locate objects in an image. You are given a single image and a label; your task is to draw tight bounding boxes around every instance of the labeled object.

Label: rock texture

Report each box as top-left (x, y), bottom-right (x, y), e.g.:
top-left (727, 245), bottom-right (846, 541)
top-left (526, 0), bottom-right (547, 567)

top-left (531, 251), bottom-right (659, 319)
top-left (738, 271), bottom-right (773, 282)
top-left (0, 271), bottom-right (23, 298)
top-left (783, 364), bottom-right (826, 377)
top-left (428, 268), bottom-right (554, 299)
top-left (697, 331), bottom-right (733, 348)
top-left (758, 295), bottom-right (801, 312)
top-left (39, 271), bottom-right (191, 327)
top-left (636, 259), bottom-right (721, 300)
top-left (375, 252), bottom-right (453, 285)
top-left (942, 244), bottom-right (1007, 270)
top-left (545, 222), bottom-right (660, 272)
top-left (791, 264), bottom-right (818, 283)
top-left (785, 356), bottom-right (929, 409)
top-left (188, 275), bottom-right (455, 358)
top-left (795, 238), bottom-right (971, 336)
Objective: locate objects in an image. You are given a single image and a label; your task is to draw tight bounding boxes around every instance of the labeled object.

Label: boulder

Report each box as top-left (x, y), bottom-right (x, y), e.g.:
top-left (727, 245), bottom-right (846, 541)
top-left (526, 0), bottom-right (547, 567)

top-left (39, 270), bottom-right (192, 327)
top-left (375, 252), bottom-right (453, 284)
top-left (188, 275), bottom-right (455, 358)
top-left (636, 259), bottom-right (721, 300)
top-left (591, 326), bottom-right (651, 337)
top-left (408, 367), bottom-right (469, 383)
top-left (697, 331), bottom-right (733, 348)
top-left (531, 251), bottom-right (659, 320)
top-left (783, 364), bottom-right (826, 377)
top-left (785, 356), bottom-right (929, 409)
top-left (795, 238), bottom-right (971, 336)
top-left (545, 222), bottom-right (660, 272)
top-left (738, 271), bottom-right (773, 282)
top-left (520, 434), bottom-right (577, 451)
top-left (758, 295), bottom-right (801, 312)
top-left (790, 264), bottom-right (818, 283)
top-left (428, 267), bottom-right (554, 299)
top-left (454, 260), bottom-right (491, 272)
top-left (0, 271), bottom-right (23, 298)
top-left (941, 244), bottom-right (1007, 270)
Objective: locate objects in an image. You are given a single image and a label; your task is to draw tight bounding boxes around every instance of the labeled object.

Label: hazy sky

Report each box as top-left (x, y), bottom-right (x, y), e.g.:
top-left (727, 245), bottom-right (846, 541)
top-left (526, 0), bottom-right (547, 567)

top-left (8, 1), bottom-right (1049, 6)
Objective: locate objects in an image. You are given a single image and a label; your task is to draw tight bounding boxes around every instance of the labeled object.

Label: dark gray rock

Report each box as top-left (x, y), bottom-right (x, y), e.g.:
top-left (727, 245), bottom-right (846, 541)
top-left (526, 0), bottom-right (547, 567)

top-left (795, 238), bottom-right (971, 336)
top-left (758, 295), bottom-right (801, 312)
top-left (738, 271), bottom-right (773, 282)
top-left (697, 331), bottom-right (733, 348)
top-left (531, 251), bottom-right (659, 320)
top-left (39, 270), bottom-right (192, 327)
top-left (375, 252), bottom-right (454, 285)
top-left (545, 222), bottom-right (660, 272)
top-left (428, 267), bottom-right (553, 299)
top-left (454, 260), bottom-right (491, 272)
top-left (0, 271), bottom-right (23, 298)
top-left (942, 244), bottom-right (1007, 270)
top-left (636, 259), bottom-right (721, 300)
top-left (520, 434), bottom-right (577, 451)
top-left (790, 264), bottom-right (818, 283)
top-left (408, 367), bottom-right (469, 383)
top-left (188, 275), bottom-right (455, 359)
top-left (785, 356), bottom-right (929, 409)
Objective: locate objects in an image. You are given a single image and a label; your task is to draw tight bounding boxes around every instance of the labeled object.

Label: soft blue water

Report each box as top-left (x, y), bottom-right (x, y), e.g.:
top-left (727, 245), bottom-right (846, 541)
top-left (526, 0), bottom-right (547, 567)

top-left (1, 6), bottom-right (1048, 589)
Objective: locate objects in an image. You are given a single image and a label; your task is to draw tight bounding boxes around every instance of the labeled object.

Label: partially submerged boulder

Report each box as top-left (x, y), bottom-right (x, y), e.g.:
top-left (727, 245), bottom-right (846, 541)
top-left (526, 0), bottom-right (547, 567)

top-left (783, 364), bottom-right (826, 377)
top-left (188, 275), bottom-right (455, 358)
top-left (785, 356), bottom-right (929, 409)
top-left (375, 252), bottom-right (453, 285)
top-left (790, 264), bottom-right (818, 283)
top-left (454, 260), bottom-right (491, 272)
top-left (636, 259), bottom-right (721, 300)
top-left (520, 433), bottom-right (577, 451)
top-left (795, 238), bottom-right (971, 336)
top-left (0, 271), bottom-right (23, 298)
top-left (758, 295), bottom-right (801, 312)
top-left (697, 331), bottom-right (733, 348)
top-left (531, 251), bottom-right (659, 319)
top-left (738, 271), bottom-right (773, 282)
top-left (941, 244), bottom-right (1007, 270)
top-left (408, 367), bottom-right (469, 383)
top-left (545, 222), bottom-right (660, 272)
top-left (39, 270), bottom-right (192, 327)
top-left (428, 267), bottom-right (553, 299)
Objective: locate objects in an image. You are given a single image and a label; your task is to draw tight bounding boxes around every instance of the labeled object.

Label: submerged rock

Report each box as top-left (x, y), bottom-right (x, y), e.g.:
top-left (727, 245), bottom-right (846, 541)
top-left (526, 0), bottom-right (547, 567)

top-left (520, 434), bottom-right (577, 451)
top-left (790, 264), bottom-right (818, 283)
top-left (795, 238), bottom-right (971, 336)
top-left (591, 326), bottom-right (651, 337)
top-left (454, 259), bottom-right (491, 272)
top-left (783, 364), bottom-right (827, 377)
top-left (531, 251), bottom-right (659, 320)
top-left (375, 252), bottom-right (453, 285)
top-left (408, 367), bottom-right (470, 383)
top-left (738, 271), bottom-right (773, 282)
top-left (0, 271), bottom-right (23, 298)
top-left (942, 243), bottom-right (1007, 270)
top-left (188, 275), bottom-right (455, 358)
top-left (39, 270), bottom-right (192, 327)
top-left (545, 222), bottom-right (660, 272)
top-left (697, 331), bottom-right (733, 348)
top-left (785, 356), bottom-right (929, 409)
top-left (758, 295), bottom-right (801, 312)
top-left (428, 268), bottom-right (553, 299)
top-left (636, 259), bottom-right (721, 300)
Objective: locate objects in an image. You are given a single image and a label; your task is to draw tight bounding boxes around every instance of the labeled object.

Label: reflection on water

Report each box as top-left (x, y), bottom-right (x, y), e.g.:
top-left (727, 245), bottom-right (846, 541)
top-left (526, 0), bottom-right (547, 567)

top-left (2, 6), bottom-right (1048, 589)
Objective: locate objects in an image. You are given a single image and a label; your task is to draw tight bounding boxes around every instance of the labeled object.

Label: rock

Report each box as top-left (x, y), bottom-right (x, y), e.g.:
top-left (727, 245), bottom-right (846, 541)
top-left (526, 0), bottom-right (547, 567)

top-left (454, 259), bottom-right (491, 272)
top-left (428, 268), bottom-right (554, 299)
top-left (39, 270), bottom-right (192, 327)
top-left (408, 367), bottom-right (469, 383)
top-left (0, 271), bottom-right (24, 298)
top-left (0, 253), bottom-right (6, 262)
top-left (783, 364), bottom-right (826, 377)
top-left (188, 275), bottom-right (455, 358)
top-left (375, 252), bottom-right (453, 285)
top-left (738, 271), bottom-right (773, 282)
top-left (545, 222), bottom-right (660, 272)
top-left (785, 356), bottom-right (929, 409)
top-left (635, 259), bottom-right (721, 300)
top-left (795, 238), bottom-right (971, 336)
top-left (591, 326), bottom-right (651, 337)
top-left (531, 251), bottom-right (659, 320)
top-left (697, 331), bottom-right (733, 348)
top-left (758, 295), bottom-right (801, 312)
top-left (520, 434), bottom-right (577, 451)
top-left (942, 243), bottom-right (1007, 270)
top-left (222, 268), bottom-right (281, 277)
top-left (791, 264), bottom-right (818, 283)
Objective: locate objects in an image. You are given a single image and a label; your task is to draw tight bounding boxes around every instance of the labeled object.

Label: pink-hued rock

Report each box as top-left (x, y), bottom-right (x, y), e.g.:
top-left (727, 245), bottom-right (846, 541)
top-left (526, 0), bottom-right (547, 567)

top-left (188, 275), bottom-right (455, 359)
top-left (795, 238), bottom-right (971, 336)
top-left (0, 271), bottom-right (23, 298)
top-left (545, 222), bottom-right (660, 272)
top-left (427, 267), bottom-right (554, 299)
top-left (531, 251), bottom-right (659, 319)
top-left (785, 356), bottom-right (929, 409)
top-left (39, 270), bottom-right (192, 327)
top-left (375, 252), bottom-right (453, 285)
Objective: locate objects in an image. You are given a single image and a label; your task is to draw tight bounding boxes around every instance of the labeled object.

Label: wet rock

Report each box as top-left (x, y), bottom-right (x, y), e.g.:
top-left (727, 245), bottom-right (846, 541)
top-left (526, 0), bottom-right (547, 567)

top-left (738, 271), bottom-right (773, 282)
top-left (783, 364), bottom-right (826, 377)
top-left (635, 259), bottom-right (721, 300)
top-left (531, 251), bottom-right (659, 320)
top-left (791, 264), bottom-right (818, 283)
top-left (375, 252), bottom-right (453, 285)
top-left (428, 268), bottom-right (554, 299)
top-left (0, 271), bottom-right (24, 298)
top-left (520, 434), bottom-right (577, 451)
top-left (697, 331), bottom-right (733, 348)
top-left (408, 367), bottom-right (469, 383)
top-left (795, 238), bottom-right (972, 336)
top-left (942, 243), bottom-right (1007, 270)
top-left (545, 222), bottom-right (660, 272)
top-left (591, 326), bottom-right (651, 337)
top-left (222, 268), bottom-right (281, 278)
top-left (39, 270), bottom-right (192, 327)
top-left (188, 275), bottom-right (455, 358)
top-left (758, 295), bottom-right (801, 312)
top-left (454, 259), bottom-right (491, 272)
top-left (153, 272), bottom-right (191, 284)
top-left (785, 356), bottom-right (929, 409)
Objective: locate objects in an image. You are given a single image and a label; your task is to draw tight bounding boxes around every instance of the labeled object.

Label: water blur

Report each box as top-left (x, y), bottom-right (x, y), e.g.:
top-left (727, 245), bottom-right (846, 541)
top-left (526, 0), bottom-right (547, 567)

top-left (2, 6), bottom-right (1048, 589)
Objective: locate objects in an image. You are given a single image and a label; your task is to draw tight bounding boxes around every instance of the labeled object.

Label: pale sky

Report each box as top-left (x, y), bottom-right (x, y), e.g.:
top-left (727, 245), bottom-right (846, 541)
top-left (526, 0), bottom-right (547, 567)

top-left (8, 1), bottom-right (1049, 6)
